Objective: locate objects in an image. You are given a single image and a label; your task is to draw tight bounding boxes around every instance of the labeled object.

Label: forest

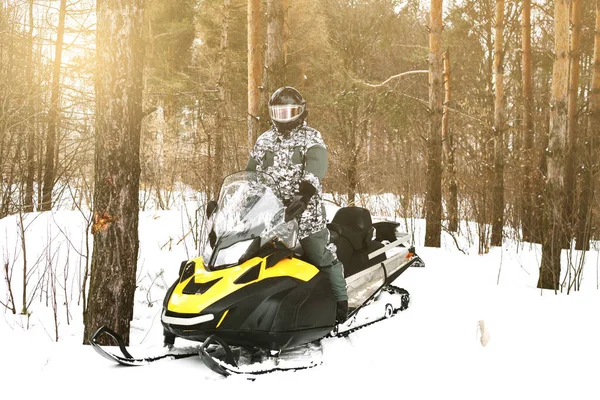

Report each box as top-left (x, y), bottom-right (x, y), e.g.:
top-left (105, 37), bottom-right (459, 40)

top-left (0, 0), bottom-right (598, 344)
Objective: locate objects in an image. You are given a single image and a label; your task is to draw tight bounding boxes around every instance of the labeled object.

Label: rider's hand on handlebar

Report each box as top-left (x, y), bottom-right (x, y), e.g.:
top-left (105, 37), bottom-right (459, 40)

top-left (284, 195), bottom-right (307, 222)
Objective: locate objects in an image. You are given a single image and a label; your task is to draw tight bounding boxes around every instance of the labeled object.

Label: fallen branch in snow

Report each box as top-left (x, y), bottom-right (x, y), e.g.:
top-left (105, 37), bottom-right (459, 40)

top-left (442, 225), bottom-right (467, 255)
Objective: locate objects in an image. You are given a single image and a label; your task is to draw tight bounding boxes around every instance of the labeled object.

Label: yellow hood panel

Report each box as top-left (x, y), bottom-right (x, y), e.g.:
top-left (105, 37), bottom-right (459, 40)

top-left (167, 255), bottom-right (319, 315)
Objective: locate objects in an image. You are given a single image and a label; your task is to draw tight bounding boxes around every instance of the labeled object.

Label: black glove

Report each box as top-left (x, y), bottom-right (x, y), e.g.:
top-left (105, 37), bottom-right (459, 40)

top-left (284, 181), bottom-right (317, 222)
top-left (285, 195), bottom-right (307, 222)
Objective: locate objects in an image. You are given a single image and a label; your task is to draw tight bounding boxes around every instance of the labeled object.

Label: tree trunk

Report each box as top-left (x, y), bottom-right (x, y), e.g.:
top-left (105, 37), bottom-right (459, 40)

top-left (207, 131), bottom-right (214, 200)
top-left (532, 99), bottom-right (551, 244)
top-left (565, 0), bottom-right (582, 242)
top-left (521, 0), bottom-right (535, 242)
top-left (247, 0), bottom-right (262, 151)
top-left (37, 130), bottom-right (44, 207)
top-left (425, 0), bottom-right (443, 248)
top-left (491, 0), bottom-right (505, 247)
top-left (214, 0), bottom-right (230, 196)
top-left (347, 105), bottom-right (358, 206)
top-left (442, 50), bottom-right (458, 232)
top-left (283, 0), bottom-right (289, 66)
top-left (266, 0), bottom-right (286, 95)
top-left (576, 0), bottom-right (600, 251)
top-left (479, 1), bottom-right (494, 254)
top-left (84, 0), bottom-right (145, 346)
top-left (41, 0), bottom-right (66, 211)
top-left (538, 0), bottom-right (569, 291)
top-left (347, 161), bottom-right (357, 206)
top-left (24, 0), bottom-right (35, 212)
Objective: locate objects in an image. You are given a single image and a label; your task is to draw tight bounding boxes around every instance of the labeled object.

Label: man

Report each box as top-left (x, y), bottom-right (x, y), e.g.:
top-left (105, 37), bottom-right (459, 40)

top-left (246, 86), bottom-right (348, 323)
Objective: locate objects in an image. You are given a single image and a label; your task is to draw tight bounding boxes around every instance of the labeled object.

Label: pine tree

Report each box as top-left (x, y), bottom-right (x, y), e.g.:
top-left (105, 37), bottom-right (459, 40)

top-left (576, 0), bottom-right (600, 251)
top-left (425, 0), bottom-right (443, 248)
top-left (565, 0), bottom-right (582, 241)
top-left (538, 0), bottom-right (570, 290)
top-left (442, 50), bottom-right (458, 232)
top-left (266, 0), bottom-right (287, 95)
top-left (24, 0), bottom-right (35, 212)
top-left (491, 0), bottom-right (505, 247)
top-left (84, 0), bottom-right (145, 345)
top-left (41, 0), bottom-right (67, 211)
top-left (521, 0), bottom-right (535, 243)
top-left (247, 0), bottom-right (262, 150)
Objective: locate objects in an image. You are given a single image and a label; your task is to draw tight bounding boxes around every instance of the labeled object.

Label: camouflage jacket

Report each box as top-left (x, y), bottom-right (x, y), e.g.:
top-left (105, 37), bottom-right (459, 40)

top-left (246, 122), bottom-right (328, 239)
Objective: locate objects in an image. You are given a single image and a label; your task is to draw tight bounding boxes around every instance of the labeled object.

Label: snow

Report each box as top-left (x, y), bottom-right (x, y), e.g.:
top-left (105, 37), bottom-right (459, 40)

top-left (1, 205), bottom-right (600, 400)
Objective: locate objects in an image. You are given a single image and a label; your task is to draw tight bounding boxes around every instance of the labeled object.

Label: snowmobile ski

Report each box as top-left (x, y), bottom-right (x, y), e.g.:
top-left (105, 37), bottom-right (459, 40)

top-left (89, 326), bottom-right (201, 366)
top-left (199, 334), bottom-right (324, 377)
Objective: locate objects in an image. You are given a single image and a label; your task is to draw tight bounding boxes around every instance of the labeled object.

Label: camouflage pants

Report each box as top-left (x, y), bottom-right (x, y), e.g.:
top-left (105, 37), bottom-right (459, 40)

top-left (300, 228), bottom-right (348, 302)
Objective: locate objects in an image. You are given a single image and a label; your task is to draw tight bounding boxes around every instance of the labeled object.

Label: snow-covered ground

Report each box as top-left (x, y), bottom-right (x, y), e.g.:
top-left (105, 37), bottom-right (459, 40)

top-left (1, 205), bottom-right (599, 400)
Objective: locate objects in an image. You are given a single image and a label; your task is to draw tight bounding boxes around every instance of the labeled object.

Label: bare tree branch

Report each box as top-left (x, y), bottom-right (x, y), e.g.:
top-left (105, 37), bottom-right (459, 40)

top-left (352, 69), bottom-right (429, 88)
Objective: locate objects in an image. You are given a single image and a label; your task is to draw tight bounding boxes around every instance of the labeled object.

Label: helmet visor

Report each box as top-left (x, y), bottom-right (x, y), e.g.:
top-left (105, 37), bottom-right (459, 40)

top-left (269, 104), bottom-right (304, 123)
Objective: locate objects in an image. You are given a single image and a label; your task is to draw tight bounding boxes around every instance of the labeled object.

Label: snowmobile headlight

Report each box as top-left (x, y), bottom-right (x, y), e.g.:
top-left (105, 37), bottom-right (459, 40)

top-left (213, 239), bottom-right (255, 268)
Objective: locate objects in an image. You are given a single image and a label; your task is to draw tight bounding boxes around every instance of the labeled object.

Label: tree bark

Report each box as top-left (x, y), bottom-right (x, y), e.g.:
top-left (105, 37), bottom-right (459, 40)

top-left (477, 1), bottom-right (495, 254)
top-left (347, 160), bottom-right (357, 206)
top-left (576, 0), bottom-right (600, 251)
top-left (425, 0), bottom-right (443, 248)
top-left (266, 0), bottom-right (286, 96)
top-left (84, 0), bottom-right (145, 345)
top-left (521, 0), bottom-right (535, 243)
top-left (490, 0), bottom-right (505, 246)
top-left (565, 0), bottom-right (582, 242)
top-left (24, 0), bottom-right (35, 212)
top-left (214, 0), bottom-right (230, 196)
top-left (538, 0), bottom-right (570, 291)
top-left (442, 50), bottom-right (458, 232)
top-left (247, 0), bottom-right (262, 151)
top-left (491, 0), bottom-right (505, 247)
top-left (41, 0), bottom-right (66, 211)
top-left (283, 0), bottom-right (289, 66)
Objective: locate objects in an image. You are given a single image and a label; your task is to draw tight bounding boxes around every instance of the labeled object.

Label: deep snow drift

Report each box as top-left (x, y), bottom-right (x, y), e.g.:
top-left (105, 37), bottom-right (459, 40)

top-left (1, 205), bottom-right (599, 400)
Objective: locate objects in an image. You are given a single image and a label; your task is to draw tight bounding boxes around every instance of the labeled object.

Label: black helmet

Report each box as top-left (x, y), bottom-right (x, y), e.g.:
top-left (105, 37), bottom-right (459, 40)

top-left (268, 86), bottom-right (307, 132)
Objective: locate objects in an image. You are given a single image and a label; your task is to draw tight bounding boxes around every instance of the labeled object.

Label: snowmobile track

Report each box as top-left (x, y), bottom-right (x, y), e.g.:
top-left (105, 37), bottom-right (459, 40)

top-left (201, 285), bottom-right (409, 377)
top-left (334, 285), bottom-right (410, 339)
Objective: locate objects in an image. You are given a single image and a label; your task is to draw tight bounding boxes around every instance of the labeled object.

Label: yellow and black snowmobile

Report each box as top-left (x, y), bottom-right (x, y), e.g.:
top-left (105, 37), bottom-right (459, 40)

top-left (90, 171), bottom-right (424, 375)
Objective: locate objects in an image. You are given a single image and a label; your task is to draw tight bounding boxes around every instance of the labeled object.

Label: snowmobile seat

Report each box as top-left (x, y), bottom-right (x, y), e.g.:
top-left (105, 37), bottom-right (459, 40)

top-left (330, 207), bottom-right (374, 251)
top-left (327, 207), bottom-right (386, 278)
top-left (372, 221), bottom-right (401, 243)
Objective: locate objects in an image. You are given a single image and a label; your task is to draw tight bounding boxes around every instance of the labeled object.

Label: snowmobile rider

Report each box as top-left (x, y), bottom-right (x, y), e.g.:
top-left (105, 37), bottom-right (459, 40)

top-left (246, 86), bottom-right (349, 323)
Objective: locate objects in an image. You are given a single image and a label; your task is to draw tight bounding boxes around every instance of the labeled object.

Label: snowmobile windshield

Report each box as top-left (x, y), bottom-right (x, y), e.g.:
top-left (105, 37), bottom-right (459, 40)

top-left (203, 171), bottom-right (298, 269)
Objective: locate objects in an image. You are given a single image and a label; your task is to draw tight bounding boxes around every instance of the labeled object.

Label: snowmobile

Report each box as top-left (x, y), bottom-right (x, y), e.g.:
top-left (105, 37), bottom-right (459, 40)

top-left (90, 171), bottom-right (425, 376)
